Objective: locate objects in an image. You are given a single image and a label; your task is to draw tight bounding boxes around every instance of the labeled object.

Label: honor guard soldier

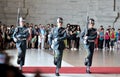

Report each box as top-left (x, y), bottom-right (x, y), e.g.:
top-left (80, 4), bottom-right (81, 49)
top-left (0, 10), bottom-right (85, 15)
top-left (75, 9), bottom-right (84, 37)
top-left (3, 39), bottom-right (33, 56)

top-left (81, 18), bottom-right (97, 73)
top-left (13, 17), bottom-right (29, 70)
top-left (49, 17), bottom-right (67, 76)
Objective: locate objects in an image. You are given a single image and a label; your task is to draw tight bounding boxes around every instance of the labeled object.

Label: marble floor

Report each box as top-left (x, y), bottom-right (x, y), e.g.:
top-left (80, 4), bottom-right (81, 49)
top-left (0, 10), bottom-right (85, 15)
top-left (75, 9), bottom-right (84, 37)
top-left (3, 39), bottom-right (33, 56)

top-left (5, 44), bottom-right (120, 77)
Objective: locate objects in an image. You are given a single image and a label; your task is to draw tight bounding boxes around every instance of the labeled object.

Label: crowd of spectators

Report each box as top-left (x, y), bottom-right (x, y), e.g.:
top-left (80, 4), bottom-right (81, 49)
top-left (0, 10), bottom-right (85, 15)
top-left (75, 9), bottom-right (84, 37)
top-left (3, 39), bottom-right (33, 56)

top-left (0, 22), bottom-right (82, 51)
top-left (95, 25), bottom-right (120, 50)
top-left (0, 22), bottom-right (120, 51)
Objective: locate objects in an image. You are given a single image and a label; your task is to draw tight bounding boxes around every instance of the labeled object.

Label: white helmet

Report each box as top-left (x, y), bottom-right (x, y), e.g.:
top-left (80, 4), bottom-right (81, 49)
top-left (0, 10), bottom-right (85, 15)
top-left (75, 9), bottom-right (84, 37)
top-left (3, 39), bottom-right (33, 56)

top-left (57, 17), bottom-right (63, 23)
top-left (19, 17), bottom-right (25, 22)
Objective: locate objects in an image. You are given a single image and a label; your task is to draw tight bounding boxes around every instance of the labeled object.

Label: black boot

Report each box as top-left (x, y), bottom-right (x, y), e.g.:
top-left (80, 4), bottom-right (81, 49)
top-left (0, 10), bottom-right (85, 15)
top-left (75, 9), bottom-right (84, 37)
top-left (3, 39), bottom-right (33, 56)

top-left (86, 66), bottom-right (91, 74)
top-left (86, 70), bottom-right (91, 74)
top-left (55, 73), bottom-right (60, 76)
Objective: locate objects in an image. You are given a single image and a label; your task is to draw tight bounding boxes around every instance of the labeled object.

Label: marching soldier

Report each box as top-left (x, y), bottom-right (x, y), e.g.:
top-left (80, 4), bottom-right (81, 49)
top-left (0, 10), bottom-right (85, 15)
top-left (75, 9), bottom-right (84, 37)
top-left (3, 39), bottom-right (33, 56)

top-left (81, 18), bottom-right (97, 73)
top-left (13, 17), bottom-right (29, 70)
top-left (49, 17), bottom-right (67, 76)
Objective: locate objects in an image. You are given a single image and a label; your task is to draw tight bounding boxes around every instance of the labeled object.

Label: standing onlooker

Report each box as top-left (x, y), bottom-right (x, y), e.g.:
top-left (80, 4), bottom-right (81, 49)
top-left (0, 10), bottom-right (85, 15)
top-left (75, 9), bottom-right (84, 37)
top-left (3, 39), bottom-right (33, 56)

top-left (110, 28), bottom-right (116, 50)
top-left (34, 25), bottom-right (39, 49)
top-left (75, 25), bottom-right (81, 50)
top-left (0, 25), bottom-right (3, 50)
top-left (66, 23), bottom-right (71, 49)
top-left (45, 24), bottom-right (50, 49)
top-left (47, 24), bottom-right (54, 50)
top-left (69, 25), bottom-right (77, 51)
top-left (9, 25), bottom-right (16, 49)
top-left (98, 28), bottom-right (104, 50)
top-left (116, 29), bottom-right (120, 49)
top-left (39, 25), bottom-right (46, 50)
top-left (38, 24), bottom-right (41, 49)
top-left (104, 29), bottom-right (110, 49)
top-left (5, 28), bottom-right (11, 49)
top-left (107, 25), bottom-right (111, 34)
top-left (27, 26), bottom-right (32, 48)
top-left (94, 29), bottom-right (99, 49)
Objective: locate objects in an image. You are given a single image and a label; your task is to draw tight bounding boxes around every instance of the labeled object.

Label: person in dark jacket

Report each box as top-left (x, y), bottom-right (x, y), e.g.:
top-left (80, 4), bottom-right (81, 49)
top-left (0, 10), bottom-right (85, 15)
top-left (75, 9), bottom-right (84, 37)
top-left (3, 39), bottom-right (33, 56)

top-left (49, 17), bottom-right (67, 76)
top-left (81, 18), bottom-right (97, 73)
top-left (13, 17), bottom-right (29, 70)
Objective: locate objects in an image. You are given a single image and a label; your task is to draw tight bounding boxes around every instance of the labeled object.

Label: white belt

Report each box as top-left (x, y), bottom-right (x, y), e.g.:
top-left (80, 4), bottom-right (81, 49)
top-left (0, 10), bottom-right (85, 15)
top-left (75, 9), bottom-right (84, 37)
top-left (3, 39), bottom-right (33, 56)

top-left (18, 38), bottom-right (26, 40)
top-left (88, 40), bottom-right (94, 42)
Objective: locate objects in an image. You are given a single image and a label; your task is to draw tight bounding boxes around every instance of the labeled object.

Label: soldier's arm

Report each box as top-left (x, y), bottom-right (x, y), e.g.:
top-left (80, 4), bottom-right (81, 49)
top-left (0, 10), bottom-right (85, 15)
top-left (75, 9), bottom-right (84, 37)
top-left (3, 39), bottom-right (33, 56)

top-left (12, 27), bottom-right (18, 42)
top-left (13, 27), bottom-right (18, 38)
top-left (49, 33), bottom-right (53, 45)
top-left (57, 30), bottom-right (67, 41)
top-left (13, 27), bottom-right (25, 39)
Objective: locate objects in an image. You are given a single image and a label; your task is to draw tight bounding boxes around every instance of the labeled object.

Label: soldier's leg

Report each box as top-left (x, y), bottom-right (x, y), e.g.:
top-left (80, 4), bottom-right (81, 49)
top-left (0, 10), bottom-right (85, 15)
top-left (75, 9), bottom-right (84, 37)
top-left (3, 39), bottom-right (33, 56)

top-left (84, 42), bottom-right (94, 73)
top-left (16, 45), bottom-right (23, 70)
top-left (19, 41), bottom-right (26, 70)
top-left (16, 46), bottom-right (22, 65)
top-left (54, 49), bottom-right (63, 76)
top-left (88, 43), bottom-right (94, 66)
top-left (21, 41), bottom-right (26, 65)
top-left (84, 45), bottom-right (89, 66)
top-left (54, 50), bottom-right (57, 65)
top-left (84, 45), bottom-right (91, 73)
top-left (56, 50), bottom-right (63, 68)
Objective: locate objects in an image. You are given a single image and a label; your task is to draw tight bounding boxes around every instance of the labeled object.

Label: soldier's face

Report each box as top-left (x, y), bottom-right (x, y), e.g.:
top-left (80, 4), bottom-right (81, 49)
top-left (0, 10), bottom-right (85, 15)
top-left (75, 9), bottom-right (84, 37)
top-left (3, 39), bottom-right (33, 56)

top-left (88, 20), bottom-right (94, 28)
top-left (88, 23), bottom-right (94, 28)
top-left (57, 22), bottom-right (62, 27)
top-left (20, 21), bottom-right (25, 27)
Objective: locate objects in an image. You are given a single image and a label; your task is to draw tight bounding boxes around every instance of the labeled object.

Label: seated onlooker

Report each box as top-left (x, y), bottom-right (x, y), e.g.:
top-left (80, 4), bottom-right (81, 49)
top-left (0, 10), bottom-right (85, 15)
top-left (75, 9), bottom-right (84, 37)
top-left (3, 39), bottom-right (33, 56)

top-left (0, 64), bottom-right (25, 77)
top-left (0, 50), bottom-right (25, 77)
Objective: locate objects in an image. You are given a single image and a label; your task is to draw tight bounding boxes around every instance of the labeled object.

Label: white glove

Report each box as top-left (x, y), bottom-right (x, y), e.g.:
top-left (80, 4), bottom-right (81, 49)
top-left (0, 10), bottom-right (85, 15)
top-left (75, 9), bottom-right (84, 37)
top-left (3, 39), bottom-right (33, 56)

top-left (54, 38), bottom-right (58, 42)
top-left (84, 36), bottom-right (88, 40)
top-left (13, 38), bottom-right (17, 42)
top-left (48, 34), bottom-right (50, 37)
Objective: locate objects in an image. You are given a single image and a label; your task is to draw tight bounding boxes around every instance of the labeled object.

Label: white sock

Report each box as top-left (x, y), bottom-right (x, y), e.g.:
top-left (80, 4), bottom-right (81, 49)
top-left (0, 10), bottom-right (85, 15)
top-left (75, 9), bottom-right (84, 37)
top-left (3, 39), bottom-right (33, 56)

top-left (87, 66), bottom-right (90, 71)
top-left (56, 67), bottom-right (59, 73)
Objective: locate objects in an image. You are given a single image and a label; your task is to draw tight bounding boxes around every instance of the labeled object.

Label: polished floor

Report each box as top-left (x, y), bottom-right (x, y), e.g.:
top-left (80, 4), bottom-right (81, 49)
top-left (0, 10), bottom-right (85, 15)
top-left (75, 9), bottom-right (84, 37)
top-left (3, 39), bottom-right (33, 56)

top-left (5, 43), bottom-right (120, 77)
